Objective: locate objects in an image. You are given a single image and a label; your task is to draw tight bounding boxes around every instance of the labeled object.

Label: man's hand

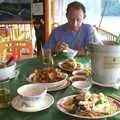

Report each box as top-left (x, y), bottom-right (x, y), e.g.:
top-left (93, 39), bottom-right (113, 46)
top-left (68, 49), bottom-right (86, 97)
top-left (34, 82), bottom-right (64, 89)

top-left (55, 41), bottom-right (69, 52)
top-left (77, 48), bottom-right (87, 56)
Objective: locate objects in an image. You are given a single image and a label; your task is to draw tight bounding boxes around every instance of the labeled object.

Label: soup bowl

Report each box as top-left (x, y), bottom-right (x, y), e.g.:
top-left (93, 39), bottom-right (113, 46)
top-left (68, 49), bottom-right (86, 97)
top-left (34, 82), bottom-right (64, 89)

top-left (17, 84), bottom-right (47, 107)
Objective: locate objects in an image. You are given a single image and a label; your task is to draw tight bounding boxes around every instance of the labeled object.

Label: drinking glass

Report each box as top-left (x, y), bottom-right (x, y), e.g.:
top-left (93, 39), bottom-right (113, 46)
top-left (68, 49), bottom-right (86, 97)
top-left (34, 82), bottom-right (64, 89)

top-left (0, 78), bottom-right (11, 108)
top-left (42, 49), bottom-right (53, 65)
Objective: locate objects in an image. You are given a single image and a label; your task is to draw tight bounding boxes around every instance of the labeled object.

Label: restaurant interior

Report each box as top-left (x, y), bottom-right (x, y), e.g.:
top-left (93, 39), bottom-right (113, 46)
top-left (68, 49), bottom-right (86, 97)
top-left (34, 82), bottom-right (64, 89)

top-left (0, 0), bottom-right (120, 120)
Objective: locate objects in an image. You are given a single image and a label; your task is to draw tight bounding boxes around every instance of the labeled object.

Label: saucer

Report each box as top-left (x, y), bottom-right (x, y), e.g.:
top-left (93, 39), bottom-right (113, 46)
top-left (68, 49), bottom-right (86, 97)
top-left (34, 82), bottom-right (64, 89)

top-left (11, 93), bottom-right (54, 112)
top-left (91, 79), bottom-right (118, 88)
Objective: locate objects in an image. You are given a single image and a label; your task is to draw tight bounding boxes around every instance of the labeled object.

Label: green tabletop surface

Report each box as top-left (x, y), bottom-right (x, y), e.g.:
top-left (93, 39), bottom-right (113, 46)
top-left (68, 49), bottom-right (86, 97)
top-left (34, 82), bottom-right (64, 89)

top-left (0, 56), bottom-right (120, 120)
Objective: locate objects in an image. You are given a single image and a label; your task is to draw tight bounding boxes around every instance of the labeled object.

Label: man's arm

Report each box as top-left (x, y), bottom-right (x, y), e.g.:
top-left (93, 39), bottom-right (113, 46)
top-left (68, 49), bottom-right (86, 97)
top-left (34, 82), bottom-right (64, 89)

top-left (77, 25), bottom-right (101, 56)
top-left (87, 26), bottom-right (103, 45)
top-left (44, 29), bottom-right (69, 52)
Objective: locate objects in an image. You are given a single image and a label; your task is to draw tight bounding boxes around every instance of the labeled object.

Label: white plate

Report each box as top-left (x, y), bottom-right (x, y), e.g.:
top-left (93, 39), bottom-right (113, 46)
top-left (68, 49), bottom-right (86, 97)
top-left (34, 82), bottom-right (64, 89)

top-left (26, 73), bottom-right (68, 88)
top-left (11, 93), bottom-right (54, 112)
top-left (25, 80), bottom-right (70, 92)
top-left (47, 80), bottom-right (70, 91)
top-left (57, 95), bottom-right (120, 119)
top-left (91, 79), bottom-right (120, 89)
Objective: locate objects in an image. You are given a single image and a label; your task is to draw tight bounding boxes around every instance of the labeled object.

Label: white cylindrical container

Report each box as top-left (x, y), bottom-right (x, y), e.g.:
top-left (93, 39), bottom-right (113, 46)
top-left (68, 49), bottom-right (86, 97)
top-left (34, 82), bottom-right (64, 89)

top-left (89, 41), bottom-right (120, 86)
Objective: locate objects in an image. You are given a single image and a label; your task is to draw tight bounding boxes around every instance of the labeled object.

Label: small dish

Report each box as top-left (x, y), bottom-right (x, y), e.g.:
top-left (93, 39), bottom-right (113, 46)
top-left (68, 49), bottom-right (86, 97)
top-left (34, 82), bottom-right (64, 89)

top-left (69, 75), bottom-right (86, 82)
top-left (11, 93), bottom-right (54, 112)
top-left (72, 70), bottom-right (86, 76)
top-left (72, 80), bottom-right (92, 93)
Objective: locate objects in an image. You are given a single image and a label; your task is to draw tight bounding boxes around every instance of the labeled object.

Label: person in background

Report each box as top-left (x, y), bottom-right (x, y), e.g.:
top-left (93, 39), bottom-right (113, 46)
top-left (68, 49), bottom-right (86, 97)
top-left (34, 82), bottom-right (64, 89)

top-left (44, 1), bottom-right (101, 55)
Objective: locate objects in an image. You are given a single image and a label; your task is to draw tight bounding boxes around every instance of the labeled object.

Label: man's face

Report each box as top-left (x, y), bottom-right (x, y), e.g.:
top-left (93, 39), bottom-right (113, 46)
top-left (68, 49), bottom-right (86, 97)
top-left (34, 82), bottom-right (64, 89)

top-left (66, 7), bottom-right (86, 32)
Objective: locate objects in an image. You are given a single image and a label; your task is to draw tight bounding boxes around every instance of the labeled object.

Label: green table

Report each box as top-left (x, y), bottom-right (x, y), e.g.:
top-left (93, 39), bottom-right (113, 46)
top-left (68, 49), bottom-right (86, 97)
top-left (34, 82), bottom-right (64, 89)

top-left (0, 57), bottom-right (120, 120)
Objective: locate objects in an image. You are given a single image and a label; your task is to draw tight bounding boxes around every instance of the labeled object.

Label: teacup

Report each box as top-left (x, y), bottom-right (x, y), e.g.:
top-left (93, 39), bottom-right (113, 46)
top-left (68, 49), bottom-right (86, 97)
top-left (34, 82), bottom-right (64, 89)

top-left (17, 84), bottom-right (47, 107)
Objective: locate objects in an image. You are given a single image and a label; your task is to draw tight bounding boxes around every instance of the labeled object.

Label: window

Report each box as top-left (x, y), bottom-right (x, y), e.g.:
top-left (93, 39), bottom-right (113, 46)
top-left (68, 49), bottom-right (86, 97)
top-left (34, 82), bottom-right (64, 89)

top-left (54, 0), bottom-right (120, 35)
top-left (102, 0), bottom-right (120, 16)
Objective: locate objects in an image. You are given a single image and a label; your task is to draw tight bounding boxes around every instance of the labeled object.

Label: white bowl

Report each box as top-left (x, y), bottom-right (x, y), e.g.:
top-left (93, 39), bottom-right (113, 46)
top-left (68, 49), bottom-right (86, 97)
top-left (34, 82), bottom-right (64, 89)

top-left (17, 84), bottom-right (47, 107)
top-left (62, 49), bottom-right (78, 59)
top-left (0, 62), bottom-right (16, 79)
top-left (72, 80), bottom-right (92, 93)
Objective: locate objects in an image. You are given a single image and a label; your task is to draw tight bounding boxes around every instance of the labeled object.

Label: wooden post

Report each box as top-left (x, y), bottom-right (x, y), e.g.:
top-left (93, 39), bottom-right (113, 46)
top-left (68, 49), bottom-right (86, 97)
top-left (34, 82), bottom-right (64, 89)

top-left (44, 0), bottom-right (52, 43)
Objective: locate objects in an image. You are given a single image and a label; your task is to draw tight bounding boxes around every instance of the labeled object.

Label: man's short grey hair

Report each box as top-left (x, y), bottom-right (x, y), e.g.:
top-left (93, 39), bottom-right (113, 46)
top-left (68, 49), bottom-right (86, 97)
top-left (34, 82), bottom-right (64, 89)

top-left (66, 1), bottom-right (86, 14)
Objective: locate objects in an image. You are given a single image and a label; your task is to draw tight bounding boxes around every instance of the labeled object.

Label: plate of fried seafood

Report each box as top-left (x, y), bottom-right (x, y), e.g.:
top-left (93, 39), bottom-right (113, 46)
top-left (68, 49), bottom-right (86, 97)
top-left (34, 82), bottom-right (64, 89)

top-left (58, 59), bottom-right (81, 72)
top-left (57, 92), bottom-right (120, 119)
top-left (27, 66), bottom-right (68, 87)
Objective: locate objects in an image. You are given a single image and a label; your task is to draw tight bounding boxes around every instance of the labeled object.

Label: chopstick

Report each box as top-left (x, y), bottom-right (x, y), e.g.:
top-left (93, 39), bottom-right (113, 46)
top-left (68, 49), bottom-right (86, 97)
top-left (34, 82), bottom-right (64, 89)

top-left (41, 43), bottom-right (44, 57)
